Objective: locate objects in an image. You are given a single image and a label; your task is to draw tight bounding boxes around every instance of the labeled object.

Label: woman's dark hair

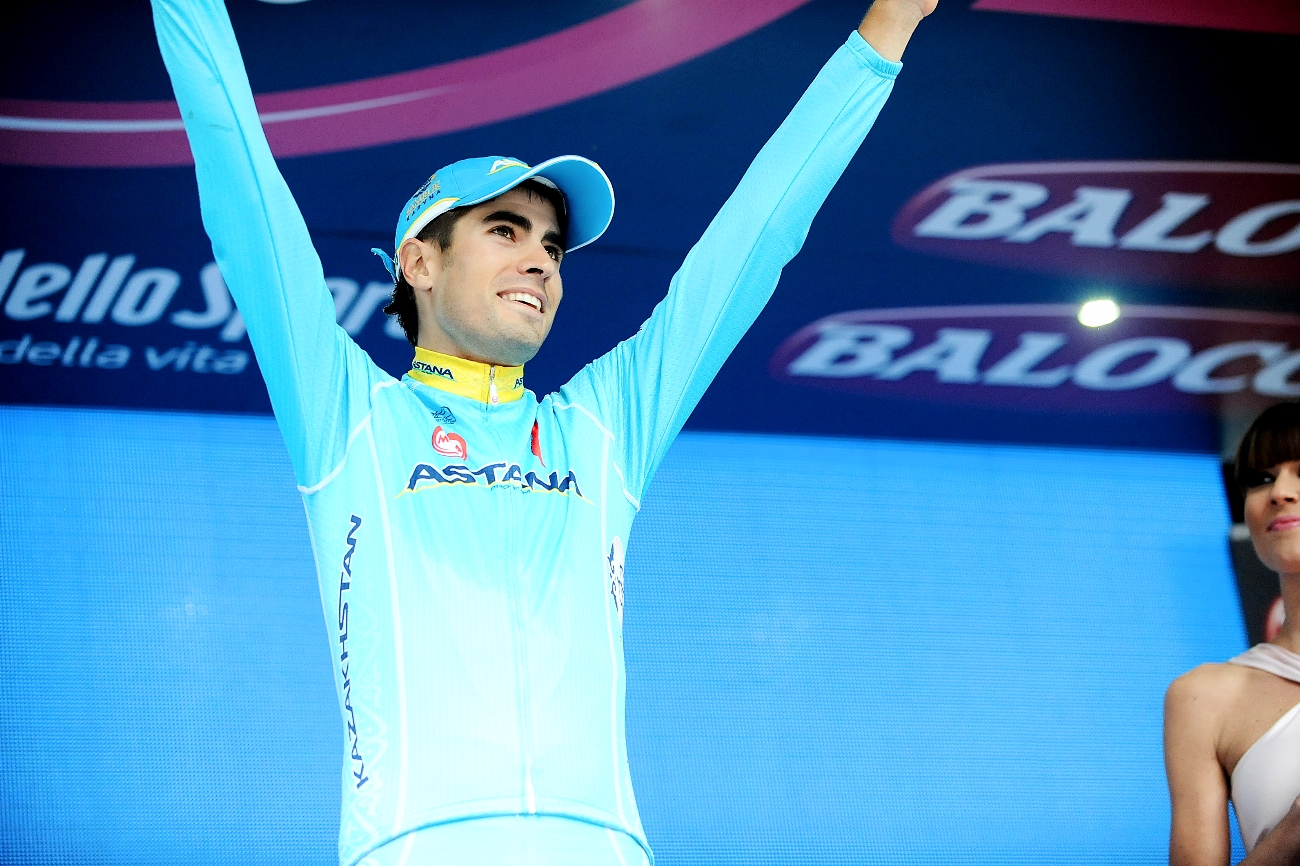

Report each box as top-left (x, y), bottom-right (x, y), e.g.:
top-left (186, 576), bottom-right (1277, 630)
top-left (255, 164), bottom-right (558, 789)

top-left (383, 179), bottom-right (568, 346)
top-left (1235, 401), bottom-right (1300, 490)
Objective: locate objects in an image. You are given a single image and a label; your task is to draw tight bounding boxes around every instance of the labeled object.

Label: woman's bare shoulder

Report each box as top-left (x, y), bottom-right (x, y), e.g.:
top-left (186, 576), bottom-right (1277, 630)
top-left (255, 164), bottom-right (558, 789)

top-left (1166, 662), bottom-right (1255, 723)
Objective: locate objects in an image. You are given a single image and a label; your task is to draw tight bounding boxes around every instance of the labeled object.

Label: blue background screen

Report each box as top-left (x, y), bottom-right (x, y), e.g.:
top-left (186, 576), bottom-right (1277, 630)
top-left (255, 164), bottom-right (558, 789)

top-left (0, 406), bottom-right (1247, 864)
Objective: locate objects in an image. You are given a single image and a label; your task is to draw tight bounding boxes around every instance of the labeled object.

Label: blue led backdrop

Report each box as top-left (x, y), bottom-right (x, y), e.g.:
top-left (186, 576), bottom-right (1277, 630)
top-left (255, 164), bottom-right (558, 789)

top-left (0, 406), bottom-right (1249, 864)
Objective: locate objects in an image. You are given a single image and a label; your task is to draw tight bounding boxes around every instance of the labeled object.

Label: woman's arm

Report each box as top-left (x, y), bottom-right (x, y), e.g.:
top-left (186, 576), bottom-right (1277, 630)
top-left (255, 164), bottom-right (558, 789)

top-left (1165, 667), bottom-right (1234, 866)
top-left (1167, 666), bottom-right (1300, 866)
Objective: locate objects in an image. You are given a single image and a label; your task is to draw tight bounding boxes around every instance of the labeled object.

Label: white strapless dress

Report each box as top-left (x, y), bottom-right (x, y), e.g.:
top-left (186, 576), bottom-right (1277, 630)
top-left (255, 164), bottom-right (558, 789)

top-left (1227, 643), bottom-right (1300, 852)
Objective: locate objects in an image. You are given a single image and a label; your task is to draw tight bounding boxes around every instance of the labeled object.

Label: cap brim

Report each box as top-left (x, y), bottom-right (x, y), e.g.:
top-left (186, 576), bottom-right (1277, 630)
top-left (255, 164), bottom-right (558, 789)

top-left (457, 155), bottom-right (615, 253)
top-left (398, 155), bottom-right (614, 256)
top-left (525, 156), bottom-right (615, 252)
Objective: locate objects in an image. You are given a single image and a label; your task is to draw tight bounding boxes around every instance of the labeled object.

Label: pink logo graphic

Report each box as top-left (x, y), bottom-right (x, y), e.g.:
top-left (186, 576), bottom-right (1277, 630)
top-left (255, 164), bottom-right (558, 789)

top-left (0, 0), bottom-right (814, 168)
top-left (432, 425), bottom-right (468, 460)
top-left (892, 161), bottom-right (1300, 290)
top-left (770, 304), bottom-right (1300, 415)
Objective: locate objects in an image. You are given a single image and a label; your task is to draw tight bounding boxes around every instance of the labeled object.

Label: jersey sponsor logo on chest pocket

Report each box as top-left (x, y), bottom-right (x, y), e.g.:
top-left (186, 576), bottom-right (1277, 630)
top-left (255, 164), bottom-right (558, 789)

top-left (432, 425), bottom-right (468, 460)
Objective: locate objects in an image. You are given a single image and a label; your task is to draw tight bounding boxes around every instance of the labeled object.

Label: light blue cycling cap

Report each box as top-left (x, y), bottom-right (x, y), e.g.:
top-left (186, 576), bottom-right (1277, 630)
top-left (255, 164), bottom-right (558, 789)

top-left (372, 155), bottom-right (615, 282)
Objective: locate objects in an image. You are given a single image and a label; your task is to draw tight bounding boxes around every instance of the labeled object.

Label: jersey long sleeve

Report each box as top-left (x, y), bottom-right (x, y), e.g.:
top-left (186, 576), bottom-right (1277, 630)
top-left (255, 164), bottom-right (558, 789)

top-left (562, 31), bottom-right (900, 500)
top-left (152, 0), bottom-right (388, 489)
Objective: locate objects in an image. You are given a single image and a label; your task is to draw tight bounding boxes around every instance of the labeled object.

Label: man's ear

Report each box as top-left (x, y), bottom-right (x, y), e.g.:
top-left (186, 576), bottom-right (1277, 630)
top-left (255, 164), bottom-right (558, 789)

top-left (397, 237), bottom-right (441, 291)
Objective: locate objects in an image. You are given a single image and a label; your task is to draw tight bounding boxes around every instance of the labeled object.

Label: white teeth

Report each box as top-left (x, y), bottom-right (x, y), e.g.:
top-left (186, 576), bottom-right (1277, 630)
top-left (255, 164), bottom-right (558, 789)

top-left (501, 291), bottom-right (542, 311)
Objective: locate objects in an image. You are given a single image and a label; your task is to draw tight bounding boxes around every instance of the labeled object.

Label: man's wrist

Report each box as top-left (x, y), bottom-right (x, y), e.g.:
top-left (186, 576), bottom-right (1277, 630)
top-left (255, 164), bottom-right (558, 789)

top-left (857, 0), bottom-right (926, 62)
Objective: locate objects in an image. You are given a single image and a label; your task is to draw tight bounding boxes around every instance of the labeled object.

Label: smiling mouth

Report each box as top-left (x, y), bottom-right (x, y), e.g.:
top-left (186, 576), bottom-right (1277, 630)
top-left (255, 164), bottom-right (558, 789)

top-left (500, 291), bottom-right (543, 313)
top-left (1270, 515), bottom-right (1300, 532)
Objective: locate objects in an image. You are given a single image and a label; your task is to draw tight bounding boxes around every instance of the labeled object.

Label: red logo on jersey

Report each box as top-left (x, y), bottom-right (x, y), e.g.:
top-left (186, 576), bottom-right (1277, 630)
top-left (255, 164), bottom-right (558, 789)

top-left (432, 426), bottom-right (468, 460)
top-left (531, 421), bottom-right (546, 467)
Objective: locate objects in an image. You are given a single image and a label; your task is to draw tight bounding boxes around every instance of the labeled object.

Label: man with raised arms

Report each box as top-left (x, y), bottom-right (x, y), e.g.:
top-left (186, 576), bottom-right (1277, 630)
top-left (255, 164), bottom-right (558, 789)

top-left (150, 1), bottom-right (936, 863)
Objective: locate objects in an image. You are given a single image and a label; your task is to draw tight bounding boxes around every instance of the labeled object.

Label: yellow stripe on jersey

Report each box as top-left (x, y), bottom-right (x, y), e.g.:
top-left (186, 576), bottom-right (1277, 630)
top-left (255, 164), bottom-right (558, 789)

top-left (407, 347), bottom-right (525, 404)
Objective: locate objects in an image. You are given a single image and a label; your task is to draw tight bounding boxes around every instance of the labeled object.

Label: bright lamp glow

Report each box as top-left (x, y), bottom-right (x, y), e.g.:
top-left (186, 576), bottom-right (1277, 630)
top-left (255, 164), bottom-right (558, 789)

top-left (1078, 299), bottom-right (1120, 328)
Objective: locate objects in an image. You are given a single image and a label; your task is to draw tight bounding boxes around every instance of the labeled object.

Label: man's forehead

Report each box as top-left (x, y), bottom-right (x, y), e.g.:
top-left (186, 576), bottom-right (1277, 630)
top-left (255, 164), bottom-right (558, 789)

top-left (474, 187), bottom-right (560, 227)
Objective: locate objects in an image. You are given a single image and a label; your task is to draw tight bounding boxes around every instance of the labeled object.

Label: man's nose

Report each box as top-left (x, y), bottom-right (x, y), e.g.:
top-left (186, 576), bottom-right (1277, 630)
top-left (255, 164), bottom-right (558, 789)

top-left (520, 242), bottom-right (556, 277)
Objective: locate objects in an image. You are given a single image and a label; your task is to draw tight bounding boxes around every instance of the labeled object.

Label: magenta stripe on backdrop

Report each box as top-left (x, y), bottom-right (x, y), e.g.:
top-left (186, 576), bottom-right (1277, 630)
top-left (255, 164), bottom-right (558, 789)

top-left (0, 0), bottom-right (815, 168)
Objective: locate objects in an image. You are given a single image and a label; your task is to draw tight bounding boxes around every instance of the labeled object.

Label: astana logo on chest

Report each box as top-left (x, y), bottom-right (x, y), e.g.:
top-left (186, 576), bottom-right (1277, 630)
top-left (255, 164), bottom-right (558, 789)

top-left (402, 460), bottom-right (588, 499)
top-left (403, 422), bottom-right (587, 501)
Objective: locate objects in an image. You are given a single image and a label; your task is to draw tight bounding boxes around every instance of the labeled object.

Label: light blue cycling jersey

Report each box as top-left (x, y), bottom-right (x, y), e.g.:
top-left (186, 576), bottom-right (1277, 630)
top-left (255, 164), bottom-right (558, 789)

top-left (152, 2), bottom-right (901, 863)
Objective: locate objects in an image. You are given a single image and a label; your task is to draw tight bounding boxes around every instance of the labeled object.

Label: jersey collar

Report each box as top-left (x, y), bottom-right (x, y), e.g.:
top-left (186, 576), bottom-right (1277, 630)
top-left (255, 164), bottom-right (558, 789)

top-left (407, 347), bottom-right (525, 404)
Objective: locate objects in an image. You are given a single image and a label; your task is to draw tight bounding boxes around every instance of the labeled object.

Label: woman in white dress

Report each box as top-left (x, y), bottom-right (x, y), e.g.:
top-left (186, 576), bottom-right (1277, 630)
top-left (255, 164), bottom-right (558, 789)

top-left (1166, 401), bottom-right (1300, 865)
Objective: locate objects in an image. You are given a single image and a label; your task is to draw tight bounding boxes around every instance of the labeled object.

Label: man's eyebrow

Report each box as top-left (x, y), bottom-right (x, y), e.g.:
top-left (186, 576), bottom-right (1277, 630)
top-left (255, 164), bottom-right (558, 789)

top-left (481, 210), bottom-right (532, 233)
top-left (482, 209), bottom-right (565, 249)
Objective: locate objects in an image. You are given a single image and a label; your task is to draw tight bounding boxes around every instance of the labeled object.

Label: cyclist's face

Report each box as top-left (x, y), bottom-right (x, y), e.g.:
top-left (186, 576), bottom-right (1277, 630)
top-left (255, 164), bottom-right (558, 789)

top-left (406, 187), bottom-right (564, 366)
top-left (1244, 459), bottom-right (1300, 576)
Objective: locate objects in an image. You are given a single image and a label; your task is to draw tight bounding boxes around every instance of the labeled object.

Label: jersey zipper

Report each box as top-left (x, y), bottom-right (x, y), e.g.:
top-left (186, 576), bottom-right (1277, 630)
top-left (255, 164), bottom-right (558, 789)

top-left (492, 400), bottom-right (535, 812)
top-left (489, 365), bottom-right (500, 405)
top-left (507, 509), bottom-right (537, 813)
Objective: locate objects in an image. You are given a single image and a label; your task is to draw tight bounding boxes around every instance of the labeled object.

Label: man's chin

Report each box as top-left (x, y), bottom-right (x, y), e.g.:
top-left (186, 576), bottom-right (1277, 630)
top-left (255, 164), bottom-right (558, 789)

top-left (482, 334), bottom-right (543, 367)
top-left (440, 317), bottom-right (549, 366)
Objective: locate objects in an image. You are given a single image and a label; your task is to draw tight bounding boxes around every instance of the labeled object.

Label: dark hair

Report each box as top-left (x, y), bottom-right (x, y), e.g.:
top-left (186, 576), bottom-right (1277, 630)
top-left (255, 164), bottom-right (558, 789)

top-left (383, 179), bottom-right (568, 346)
top-left (1235, 401), bottom-right (1300, 490)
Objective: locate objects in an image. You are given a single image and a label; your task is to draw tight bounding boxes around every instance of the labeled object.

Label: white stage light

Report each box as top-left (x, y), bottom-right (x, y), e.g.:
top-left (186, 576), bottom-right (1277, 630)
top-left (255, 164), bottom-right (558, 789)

top-left (1078, 299), bottom-right (1120, 328)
